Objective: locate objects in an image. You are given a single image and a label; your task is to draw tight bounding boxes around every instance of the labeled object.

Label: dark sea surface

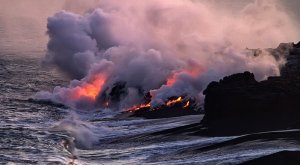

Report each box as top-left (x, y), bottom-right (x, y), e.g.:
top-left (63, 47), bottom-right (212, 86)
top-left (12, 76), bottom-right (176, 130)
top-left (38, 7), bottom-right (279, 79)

top-left (1, 0), bottom-right (300, 164)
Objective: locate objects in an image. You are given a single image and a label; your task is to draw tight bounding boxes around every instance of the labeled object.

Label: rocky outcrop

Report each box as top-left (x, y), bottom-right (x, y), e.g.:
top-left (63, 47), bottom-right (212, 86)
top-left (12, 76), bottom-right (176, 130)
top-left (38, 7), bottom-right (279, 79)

top-left (280, 42), bottom-right (300, 77)
top-left (201, 43), bottom-right (300, 135)
top-left (201, 71), bottom-right (300, 135)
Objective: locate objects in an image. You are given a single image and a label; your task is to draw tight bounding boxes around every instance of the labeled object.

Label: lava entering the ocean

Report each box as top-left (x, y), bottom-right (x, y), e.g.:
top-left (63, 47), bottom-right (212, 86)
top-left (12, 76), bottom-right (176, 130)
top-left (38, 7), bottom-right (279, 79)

top-left (127, 103), bottom-right (151, 112)
top-left (166, 97), bottom-right (183, 106)
top-left (126, 96), bottom-right (193, 112)
top-left (35, 0), bottom-right (297, 112)
top-left (183, 101), bottom-right (190, 108)
top-left (124, 96), bottom-right (201, 119)
top-left (70, 74), bottom-right (107, 101)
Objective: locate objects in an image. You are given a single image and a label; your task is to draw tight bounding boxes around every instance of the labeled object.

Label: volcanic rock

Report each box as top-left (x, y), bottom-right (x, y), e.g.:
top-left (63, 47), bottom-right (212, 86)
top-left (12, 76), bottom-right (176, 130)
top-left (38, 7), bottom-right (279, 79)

top-left (98, 81), bottom-right (128, 108)
top-left (200, 43), bottom-right (300, 135)
top-left (202, 74), bottom-right (300, 135)
top-left (128, 107), bottom-right (201, 119)
top-left (126, 97), bottom-right (202, 119)
top-left (280, 42), bottom-right (300, 77)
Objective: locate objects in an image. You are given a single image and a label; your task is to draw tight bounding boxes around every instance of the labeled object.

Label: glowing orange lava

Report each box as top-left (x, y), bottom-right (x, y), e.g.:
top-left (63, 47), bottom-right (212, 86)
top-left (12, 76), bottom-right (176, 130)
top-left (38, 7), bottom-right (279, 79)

top-left (183, 101), bottom-right (190, 108)
top-left (71, 75), bottom-right (107, 101)
top-left (166, 97), bottom-right (182, 106)
top-left (127, 103), bottom-right (151, 112)
top-left (126, 96), bottom-right (192, 112)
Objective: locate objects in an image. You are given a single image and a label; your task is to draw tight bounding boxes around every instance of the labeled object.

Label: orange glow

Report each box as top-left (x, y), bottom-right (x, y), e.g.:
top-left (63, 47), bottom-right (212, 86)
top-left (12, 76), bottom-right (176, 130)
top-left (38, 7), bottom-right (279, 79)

top-left (70, 75), bottom-right (107, 101)
top-left (166, 75), bottom-right (176, 86)
top-left (126, 96), bottom-right (191, 112)
top-left (166, 67), bottom-right (203, 86)
top-left (183, 101), bottom-right (190, 108)
top-left (127, 103), bottom-right (151, 112)
top-left (166, 97), bottom-right (182, 106)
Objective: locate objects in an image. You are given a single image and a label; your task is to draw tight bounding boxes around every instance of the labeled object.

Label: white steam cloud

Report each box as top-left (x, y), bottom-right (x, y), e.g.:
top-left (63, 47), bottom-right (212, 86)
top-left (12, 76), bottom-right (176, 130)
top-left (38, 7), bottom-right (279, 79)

top-left (35, 0), bottom-right (299, 110)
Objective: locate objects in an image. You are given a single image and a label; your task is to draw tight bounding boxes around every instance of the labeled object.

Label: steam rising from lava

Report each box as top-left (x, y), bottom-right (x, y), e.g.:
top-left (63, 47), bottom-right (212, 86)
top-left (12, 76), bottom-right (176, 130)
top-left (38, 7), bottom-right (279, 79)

top-left (35, 0), bottom-right (299, 110)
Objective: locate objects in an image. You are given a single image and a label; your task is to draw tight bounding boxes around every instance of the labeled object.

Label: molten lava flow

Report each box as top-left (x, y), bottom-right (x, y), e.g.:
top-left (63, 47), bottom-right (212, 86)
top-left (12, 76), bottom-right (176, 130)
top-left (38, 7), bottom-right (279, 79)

top-left (70, 75), bottom-right (107, 101)
top-left (127, 103), bottom-right (151, 112)
top-left (166, 97), bottom-right (182, 106)
top-left (183, 101), bottom-right (190, 108)
top-left (127, 96), bottom-right (192, 112)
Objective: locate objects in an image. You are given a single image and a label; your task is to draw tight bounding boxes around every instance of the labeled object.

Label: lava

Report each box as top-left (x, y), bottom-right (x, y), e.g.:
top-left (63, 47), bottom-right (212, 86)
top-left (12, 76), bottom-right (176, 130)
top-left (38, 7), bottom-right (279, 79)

top-left (127, 103), bottom-right (151, 112)
top-left (183, 101), bottom-right (190, 108)
top-left (166, 97), bottom-right (183, 106)
top-left (70, 75), bottom-right (107, 101)
top-left (127, 96), bottom-right (193, 113)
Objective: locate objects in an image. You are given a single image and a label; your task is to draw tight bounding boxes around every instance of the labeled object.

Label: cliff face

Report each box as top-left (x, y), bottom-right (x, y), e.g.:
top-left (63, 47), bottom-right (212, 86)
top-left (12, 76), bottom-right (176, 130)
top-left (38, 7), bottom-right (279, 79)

top-left (201, 43), bottom-right (300, 135)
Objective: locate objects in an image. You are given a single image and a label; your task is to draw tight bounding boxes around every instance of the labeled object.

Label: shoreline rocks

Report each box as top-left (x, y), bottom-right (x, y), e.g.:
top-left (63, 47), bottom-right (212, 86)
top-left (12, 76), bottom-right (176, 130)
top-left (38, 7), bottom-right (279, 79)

top-left (200, 43), bottom-right (300, 135)
top-left (201, 71), bottom-right (300, 135)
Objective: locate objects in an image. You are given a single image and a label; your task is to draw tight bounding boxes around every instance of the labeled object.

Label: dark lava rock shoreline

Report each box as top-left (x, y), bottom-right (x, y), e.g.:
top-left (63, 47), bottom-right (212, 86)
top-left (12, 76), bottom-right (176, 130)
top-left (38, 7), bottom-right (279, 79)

top-left (201, 42), bottom-right (300, 135)
top-left (129, 42), bottom-right (300, 125)
top-left (127, 106), bottom-right (201, 119)
top-left (201, 71), bottom-right (300, 135)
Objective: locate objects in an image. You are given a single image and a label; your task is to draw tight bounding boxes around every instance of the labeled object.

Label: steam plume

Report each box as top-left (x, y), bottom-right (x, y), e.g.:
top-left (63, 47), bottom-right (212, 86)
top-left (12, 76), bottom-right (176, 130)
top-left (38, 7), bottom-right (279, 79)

top-left (35, 0), bottom-right (299, 110)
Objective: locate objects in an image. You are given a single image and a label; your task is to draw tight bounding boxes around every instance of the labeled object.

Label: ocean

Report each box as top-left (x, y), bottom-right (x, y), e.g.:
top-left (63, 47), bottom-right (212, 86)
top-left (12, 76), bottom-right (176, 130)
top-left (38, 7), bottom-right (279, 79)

top-left (1, 0), bottom-right (300, 164)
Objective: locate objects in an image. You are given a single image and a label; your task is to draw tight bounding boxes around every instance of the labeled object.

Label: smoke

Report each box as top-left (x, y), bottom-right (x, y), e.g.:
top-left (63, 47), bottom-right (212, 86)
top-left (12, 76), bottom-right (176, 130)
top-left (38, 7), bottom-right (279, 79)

top-left (35, 0), bottom-right (299, 110)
